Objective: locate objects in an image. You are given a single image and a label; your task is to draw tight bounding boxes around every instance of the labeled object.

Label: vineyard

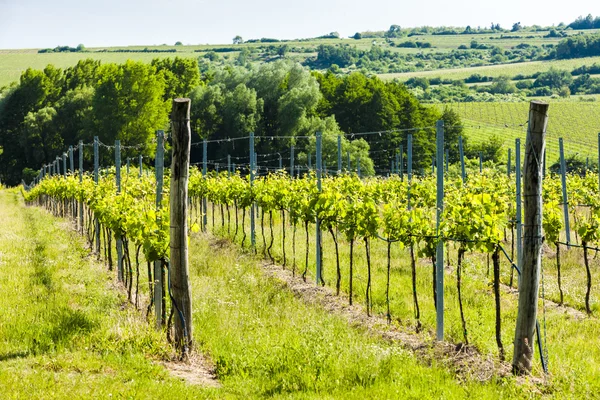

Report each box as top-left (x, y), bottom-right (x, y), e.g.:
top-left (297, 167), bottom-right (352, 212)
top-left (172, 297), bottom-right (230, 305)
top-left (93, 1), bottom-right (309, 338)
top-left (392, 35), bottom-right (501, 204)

top-left (440, 100), bottom-right (600, 162)
top-left (7, 97), bottom-right (600, 397)
top-left (20, 138), bottom-right (600, 392)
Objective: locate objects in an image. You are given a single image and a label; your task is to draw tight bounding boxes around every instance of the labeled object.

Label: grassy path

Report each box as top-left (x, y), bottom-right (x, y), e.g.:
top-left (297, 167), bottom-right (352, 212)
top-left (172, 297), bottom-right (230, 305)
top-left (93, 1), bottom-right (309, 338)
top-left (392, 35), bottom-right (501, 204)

top-left (0, 191), bottom-right (218, 399)
top-left (0, 190), bottom-right (540, 398)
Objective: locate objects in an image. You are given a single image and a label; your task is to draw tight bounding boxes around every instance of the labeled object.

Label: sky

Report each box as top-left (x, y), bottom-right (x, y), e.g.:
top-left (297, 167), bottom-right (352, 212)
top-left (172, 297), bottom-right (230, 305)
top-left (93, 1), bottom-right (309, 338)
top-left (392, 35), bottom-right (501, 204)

top-left (0, 0), bottom-right (597, 49)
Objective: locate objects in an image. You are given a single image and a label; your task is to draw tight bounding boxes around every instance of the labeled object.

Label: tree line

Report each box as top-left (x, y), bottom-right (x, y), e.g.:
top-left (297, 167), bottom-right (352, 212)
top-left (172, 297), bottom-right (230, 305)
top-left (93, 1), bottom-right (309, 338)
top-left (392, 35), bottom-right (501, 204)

top-left (0, 58), bottom-right (460, 185)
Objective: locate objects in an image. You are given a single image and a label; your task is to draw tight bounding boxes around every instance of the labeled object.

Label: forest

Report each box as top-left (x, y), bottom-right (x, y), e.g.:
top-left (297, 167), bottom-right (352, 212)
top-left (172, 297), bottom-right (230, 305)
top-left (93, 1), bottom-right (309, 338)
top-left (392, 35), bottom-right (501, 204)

top-left (0, 58), bottom-right (459, 185)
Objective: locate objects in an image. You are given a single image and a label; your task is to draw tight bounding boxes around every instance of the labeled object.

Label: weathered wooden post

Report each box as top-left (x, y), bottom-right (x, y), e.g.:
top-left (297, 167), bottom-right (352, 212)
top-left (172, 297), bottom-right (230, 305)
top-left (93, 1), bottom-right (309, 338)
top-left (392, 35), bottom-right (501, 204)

top-left (155, 130), bottom-right (165, 329)
top-left (170, 98), bottom-right (193, 356)
top-left (512, 101), bottom-right (549, 375)
top-left (79, 141), bottom-right (83, 234)
top-left (115, 140), bottom-right (123, 282)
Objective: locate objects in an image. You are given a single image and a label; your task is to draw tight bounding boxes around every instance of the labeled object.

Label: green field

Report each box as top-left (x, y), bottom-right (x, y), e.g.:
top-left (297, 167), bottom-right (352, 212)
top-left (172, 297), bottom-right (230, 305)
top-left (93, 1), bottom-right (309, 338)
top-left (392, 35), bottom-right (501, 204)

top-left (1, 28), bottom-right (598, 89)
top-left (381, 56), bottom-right (600, 82)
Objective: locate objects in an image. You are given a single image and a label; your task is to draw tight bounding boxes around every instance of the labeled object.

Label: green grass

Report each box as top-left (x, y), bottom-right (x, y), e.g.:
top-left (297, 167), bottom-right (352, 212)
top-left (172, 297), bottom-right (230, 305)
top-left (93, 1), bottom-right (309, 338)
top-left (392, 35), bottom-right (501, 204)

top-left (0, 190), bottom-right (220, 399)
top-left (201, 202), bottom-right (600, 398)
top-left (0, 188), bottom-right (532, 398)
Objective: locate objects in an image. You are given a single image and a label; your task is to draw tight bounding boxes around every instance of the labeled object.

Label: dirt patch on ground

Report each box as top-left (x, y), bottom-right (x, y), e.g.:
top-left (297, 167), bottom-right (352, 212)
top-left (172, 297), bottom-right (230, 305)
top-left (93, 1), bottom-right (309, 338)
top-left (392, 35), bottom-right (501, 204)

top-left (259, 261), bottom-right (515, 382)
top-left (160, 352), bottom-right (220, 388)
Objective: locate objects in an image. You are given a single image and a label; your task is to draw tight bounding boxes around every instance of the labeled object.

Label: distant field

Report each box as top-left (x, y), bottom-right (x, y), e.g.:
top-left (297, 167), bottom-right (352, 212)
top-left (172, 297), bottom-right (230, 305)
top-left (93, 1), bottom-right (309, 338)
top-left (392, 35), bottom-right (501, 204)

top-left (434, 100), bottom-right (600, 163)
top-left (381, 56), bottom-right (600, 82)
top-left (2, 28), bottom-right (599, 88)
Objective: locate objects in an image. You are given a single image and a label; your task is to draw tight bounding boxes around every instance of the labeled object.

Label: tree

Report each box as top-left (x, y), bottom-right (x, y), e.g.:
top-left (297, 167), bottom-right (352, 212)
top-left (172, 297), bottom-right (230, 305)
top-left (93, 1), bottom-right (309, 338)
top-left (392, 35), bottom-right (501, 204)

top-left (233, 35), bottom-right (243, 45)
top-left (534, 68), bottom-right (573, 89)
top-left (511, 22), bottom-right (522, 32)
top-left (91, 61), bottom-right (169, 160)
top-left (277, 44), bottom-right (289, 57)
top-left (352, 32), bottom-right (362, 40)
top-left (440, 108), bottom-right (464, 163)
top-left (300, 116), bottom-right (375, 176)
top-left (152, 57), bottom-right (201, 100)
top-left (175, 41), bottom-right (183, 46)
top-left (385, 25), bottom-right (402, 38)
top-left (487, 75), bottom-right (517, 94)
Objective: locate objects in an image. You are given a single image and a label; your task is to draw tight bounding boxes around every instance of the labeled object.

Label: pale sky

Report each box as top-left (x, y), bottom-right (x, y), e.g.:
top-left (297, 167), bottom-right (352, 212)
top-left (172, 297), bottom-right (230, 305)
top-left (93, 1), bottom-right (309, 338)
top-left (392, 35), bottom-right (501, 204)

top-left (0, 0), bottom-right (596, 49)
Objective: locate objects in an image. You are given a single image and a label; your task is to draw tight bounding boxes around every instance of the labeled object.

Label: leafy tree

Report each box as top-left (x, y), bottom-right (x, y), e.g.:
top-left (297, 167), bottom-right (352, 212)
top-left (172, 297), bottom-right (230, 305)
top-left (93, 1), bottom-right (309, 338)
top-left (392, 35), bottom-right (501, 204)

top-left (91, 61), bottom-right (169, 160)
top-left (487, 75), bottom-right (518, 94)
top-left (233, 35), bottom-right (243, 45)
top-left (21, 107), bottom-right (60, 166)
top-left (534, 68), bottom-right (573, 89)
top-left (152, 57), bottom-right (201, 100)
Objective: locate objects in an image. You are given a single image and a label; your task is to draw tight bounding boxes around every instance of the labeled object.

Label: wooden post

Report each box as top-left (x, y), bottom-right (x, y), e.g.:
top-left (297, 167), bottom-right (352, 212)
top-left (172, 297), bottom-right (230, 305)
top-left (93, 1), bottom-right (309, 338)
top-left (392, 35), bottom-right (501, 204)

top-left (94, 137), bottom-right (100, 255)
top-left (315, 131), bottom-right (322, 285)
top-left (79, 141), bottom-right (83, 234)
top-left (115, 140), bottom-right (123, 282)
top-left (170, 98), bottom-right (193, 355)
top-left (435, 120), bottom-right (444, 341)
top-left (512, 101), bottom-right (549, 375)
top-left (154, 130), bottom-right (165, 329)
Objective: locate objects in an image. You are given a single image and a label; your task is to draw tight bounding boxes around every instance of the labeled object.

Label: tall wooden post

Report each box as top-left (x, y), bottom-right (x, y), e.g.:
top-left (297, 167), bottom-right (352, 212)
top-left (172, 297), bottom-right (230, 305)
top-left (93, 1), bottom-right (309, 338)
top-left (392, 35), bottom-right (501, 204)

top-left (512, 101), bottom-right (549, 375)
top-left (154, 130), bottom-right (165, 329)
top-left (170, 98), bottom-right (193, 355)
top-left (435, 120), bottom-right (445, 340)
top-left (115, 140), bottom-right (123, 282)
top-left (79, 141), bottom-right (83, 234)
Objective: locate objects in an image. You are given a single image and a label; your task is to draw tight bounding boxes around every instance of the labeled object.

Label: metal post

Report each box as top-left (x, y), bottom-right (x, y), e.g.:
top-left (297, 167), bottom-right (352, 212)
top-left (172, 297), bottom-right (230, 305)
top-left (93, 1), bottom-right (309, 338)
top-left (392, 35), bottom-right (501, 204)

top-left (93, 137), bottom-right (100, 255)
top-left (508, 148), bottom-right (512, 177)
top-left (69, 146), bottom-right (74, 173)
top-left (202, 139), bottom-right (208, 232)
top-left (516, 138), bottom-right (522, 283)
top-left (228, 155), bottom-right (231, 177)
top-left (435, 120), bottom-right (444, 341)
top-left (154, 130), bottom-right (165, 329)
top-left (250, 133), bottom-right (256, 249)
top-left (399, 144), bottom-right (404, 181)
top-left (115, 140), bottom-right (123, 282)
top-left (316, 131), bottom-right (323, 285)
top-left (337, 135), bottom-right (342, 174)
top-left (308, 153), bottom-right (312, 170)
top-left (459, 135), bottom-right (466, 184)
top-left (479, 151), bottom-right (483, 173)
top-left (445, 148), bottom-right (449, 173)
top-left (347, 151), bottom-right (351, 172)
top-left (62, 153), bottom-right (67, 178)
top-left (407, 134), bottom-right (413, 181)
top-left (559, 138), bottom-right (571, 246)
top-left (139, 154), bottom-right (143, 178)
top-left (127, 158), bottom-right (130, 174)
top-left (290, 145), bottom-right (295, 176)
top-left (279, 154), bottom-right (283, 170)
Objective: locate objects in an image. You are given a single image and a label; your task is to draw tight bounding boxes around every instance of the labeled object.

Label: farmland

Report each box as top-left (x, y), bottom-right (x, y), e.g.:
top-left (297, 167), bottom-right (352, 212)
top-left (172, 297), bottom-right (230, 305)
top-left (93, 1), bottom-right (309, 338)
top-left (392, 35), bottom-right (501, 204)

top-left (435, 100), bottom-right (600, 163)
top-left (4, 16), bottom-right (600, 398)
